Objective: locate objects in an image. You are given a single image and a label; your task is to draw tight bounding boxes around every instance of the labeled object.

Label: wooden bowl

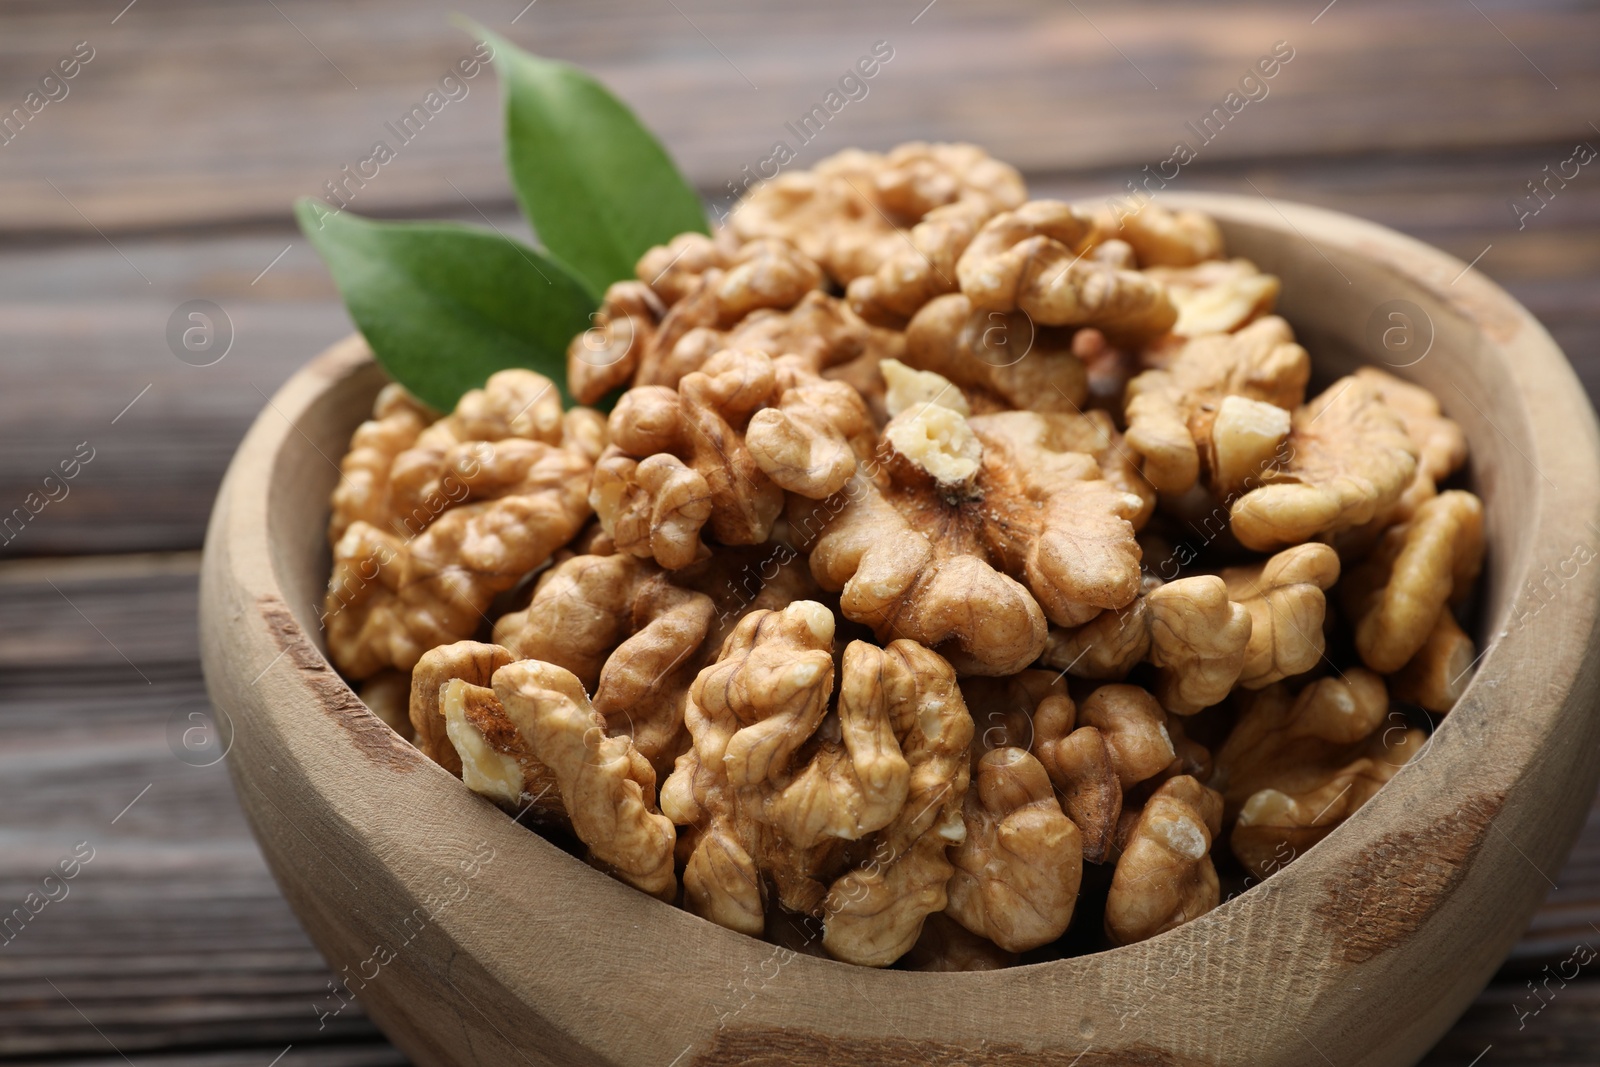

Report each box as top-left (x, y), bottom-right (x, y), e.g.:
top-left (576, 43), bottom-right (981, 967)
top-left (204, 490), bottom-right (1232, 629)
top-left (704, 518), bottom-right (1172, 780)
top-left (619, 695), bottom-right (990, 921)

top-left (200, 192), bottom-right (1600, 1067)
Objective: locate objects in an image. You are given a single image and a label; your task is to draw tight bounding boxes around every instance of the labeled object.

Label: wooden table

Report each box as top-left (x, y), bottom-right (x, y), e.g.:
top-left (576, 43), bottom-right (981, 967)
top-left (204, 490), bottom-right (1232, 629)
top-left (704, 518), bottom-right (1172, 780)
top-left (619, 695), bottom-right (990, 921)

top-left (2, 1), bottom-right (1598, 1063)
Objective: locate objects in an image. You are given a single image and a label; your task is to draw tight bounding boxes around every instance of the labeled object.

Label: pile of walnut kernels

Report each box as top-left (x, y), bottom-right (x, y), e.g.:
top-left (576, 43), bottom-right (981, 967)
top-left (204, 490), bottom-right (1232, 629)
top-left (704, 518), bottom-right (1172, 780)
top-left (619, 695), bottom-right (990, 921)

top-left (323, 143), bottom-right (1485, 970)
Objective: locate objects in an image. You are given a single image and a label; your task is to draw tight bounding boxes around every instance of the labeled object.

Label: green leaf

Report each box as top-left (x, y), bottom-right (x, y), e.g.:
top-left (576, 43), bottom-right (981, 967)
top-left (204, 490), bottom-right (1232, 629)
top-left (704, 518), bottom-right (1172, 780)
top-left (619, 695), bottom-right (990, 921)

top-left (467, 21), bottom-right (709, 296)
top-left (295, 199), bottom-right (596, 410)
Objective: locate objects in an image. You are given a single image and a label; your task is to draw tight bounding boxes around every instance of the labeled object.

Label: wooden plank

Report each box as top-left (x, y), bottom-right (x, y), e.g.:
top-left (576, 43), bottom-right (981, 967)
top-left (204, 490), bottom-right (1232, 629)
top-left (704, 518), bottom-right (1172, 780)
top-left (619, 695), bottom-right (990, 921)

top-left (1, 0), bottom-right (1597, 235)
top-left (0, 553), bottom-right (201, 674)
top-left (3, 144), bottom-right (1597, 557)
top-left (0, 228), bottom-right (359, 557)
top-left (0, 555), bottom-right (391, 1058)
top-left (1420, 981), bottom-right (1600, 1065)
top-left (3, 556), bottom-right (1600, 1061)
top-left (1507, 791), bottom-right (1600, 972)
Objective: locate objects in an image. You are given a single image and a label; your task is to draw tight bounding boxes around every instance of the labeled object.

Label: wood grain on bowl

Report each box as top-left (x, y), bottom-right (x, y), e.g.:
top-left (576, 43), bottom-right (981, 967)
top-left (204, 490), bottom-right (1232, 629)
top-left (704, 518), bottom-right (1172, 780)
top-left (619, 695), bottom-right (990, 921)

top-left (1317, 791), bottom-right (1506, 966)
top-left (258, 592), bottom-right (425, 773)
top-left (693, 1031), bottom-right (1207, 1066)
top-left (200, 194), bottom-right (1600, 1067)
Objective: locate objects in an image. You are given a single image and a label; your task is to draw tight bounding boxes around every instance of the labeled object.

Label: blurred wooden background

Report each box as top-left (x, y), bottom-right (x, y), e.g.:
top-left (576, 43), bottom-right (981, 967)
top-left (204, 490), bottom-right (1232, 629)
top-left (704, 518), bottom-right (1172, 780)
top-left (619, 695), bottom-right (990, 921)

top-left (1, 1), bottom-right (1598, 1064)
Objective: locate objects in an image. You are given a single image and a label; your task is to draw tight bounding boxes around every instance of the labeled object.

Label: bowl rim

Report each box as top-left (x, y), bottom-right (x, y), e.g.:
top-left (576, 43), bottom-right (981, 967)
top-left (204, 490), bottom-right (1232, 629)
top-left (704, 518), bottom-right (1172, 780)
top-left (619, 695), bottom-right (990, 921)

top-left (201, 190), bottom-right (1600, 1067)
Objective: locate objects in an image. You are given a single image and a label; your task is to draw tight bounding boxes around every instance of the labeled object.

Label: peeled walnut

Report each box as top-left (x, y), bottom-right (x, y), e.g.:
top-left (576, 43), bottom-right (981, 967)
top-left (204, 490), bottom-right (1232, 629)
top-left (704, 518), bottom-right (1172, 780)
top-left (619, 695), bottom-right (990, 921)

top-left (593, 349), bottom-right (872, 568)
top-left (660, 292), bottom-right (901, 395)
top-left (1210, 671), bottom-right (1427, 877)
top-left (1231, 727), bottom-right (1424, 880)
top-left (1047, 559), bottom-right (1299, 710)
top-left (567, 281), bottom-right (666, 405)
top-left (410, 640), bottom-right (516, 777)
top-left (493, 660), bottom-right (677, 899)
top-left (823, 827), bottom-right (966, 968)
top-left (1077, 684), bottom-right (1177, 789)
top-left (591, 453), bottom-right (716, 570)
top-left (816, 640), bottom-right (974, 966)
top-left (1390, 610), bottom-right (1476, 713)
top-left (1331, 368), bottom-right (1470, 557)
top-left (358, 670), bottom-right (413, 740)
top-left (766, 639), bottom-right (931, 851)
top-left (801, 460), bottom-right (1050, 671)
top-left (1220, 674), bottom-right (1428, 880)
top-left (966, 409), bottom-right (1157, 530)
top-left (1145, 576), bottom-right (1252, 714)
top-left (1037, 682), bottom-right (1184, 865)
top-left (441, 679), bottom-right (535, 800)
top-left (378, 369), bottom-right (583, 541)
top-left (1091, 238), bottom-right (1138, 271)
top-left (869, 143), bottom-right (1027, 225)
top-left (1209, 395), bottom-right (1294, 501)
top-left (492, 555), bottom-right (710, 774)
top-left (1210, 671), bottom-right (1393, 817)
top-left (846, 144), bottom-right (1029, 325)
top-left (1145, 258), bottom-right (1280, 337)
top-left (728, 150), bottom-right (889, 279)
top-left (660, 602), bottom-right (973, 965)
top-left (746, 356), bottom-right (879, 498)
top-left (636, 230), bottom-right (740, 305)
top-left (442, 677), bottom-right (576, 827)
top-left (903, 294), bottom-right (1092, 413)
top-left (1229, 374), bottom-right (1419, 551)
top-left (1040, 573), bottom-right (1160, 682)
top-left (405, 642), bottom-right (566, 823)
top-left (1122, 316), bottom-right (1310, 495)
top-left (313, 152), bottom-right (1495, 974)
top-left (387, 365), bottom-right (591, 466)
top-left (733, 142), bottom-right (1025, 290)
top-left (946, 747), bottom-right (1084, 952)
top-left (822, 646), bottom-right (975, 960)
top-left (1095, 200), bottom-right (1225, 267)
top-left (796, 396), bottom-right (1144, 675)
top-left (491, 547), bottom-right (820, 774)
top-left (1344, 490), bottom-right (1484, 673)
top-left (1220, 543), bottom-right (1341, 690)
top-left (626, 237), bottom-right (826, 391)
top-left (673, 237), bottom-right (825, 341)
top-left (960, 673), bottom-right (1107, 842)
top-left (959, 671), bottom-right (1123, 865)
top-left (845, 197), bottom-right (993, 327)
top-left (727, 291), bottom-right (900, 376)
top-left (959, 669), bottom-right (1114, 865)
top-left (420, 367), bottom-right (568, 445)
top-left (902, 911), bottom-right (1020, 971)
top-left (1104, 775), bottom-right (1223, 946)
top-left (1353, 367), bottom-right (1467, 490)
top-left (882, 358), bottom-right (974, 418)
top-left (493, 555), bottom-right (650, 694)
top-left (329, 383), bottom-right (436, 543)
top-left (848, 205), bottom-right (1004, 325)
top-left (961, 670), bottom-right (1068, 765)
top-left (1036, 720), bottom-right (1122, 864)
top-left (325, 373), bottom-right (597, 679)
top-left (957, 201), bottom-right (1177, 345)
top-left (971, 416), bottom-right (1147, 630)
top-left (595, 575), bottom-right (720, 767)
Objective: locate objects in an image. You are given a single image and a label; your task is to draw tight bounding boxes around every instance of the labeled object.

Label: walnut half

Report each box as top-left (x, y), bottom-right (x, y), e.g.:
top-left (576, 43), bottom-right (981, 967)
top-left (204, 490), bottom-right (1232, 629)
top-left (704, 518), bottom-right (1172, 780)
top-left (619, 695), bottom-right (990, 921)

top-left (946, 747), bottom-right (1083, 952)
top-left (1104, 775), bottom-right (1223, 946)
